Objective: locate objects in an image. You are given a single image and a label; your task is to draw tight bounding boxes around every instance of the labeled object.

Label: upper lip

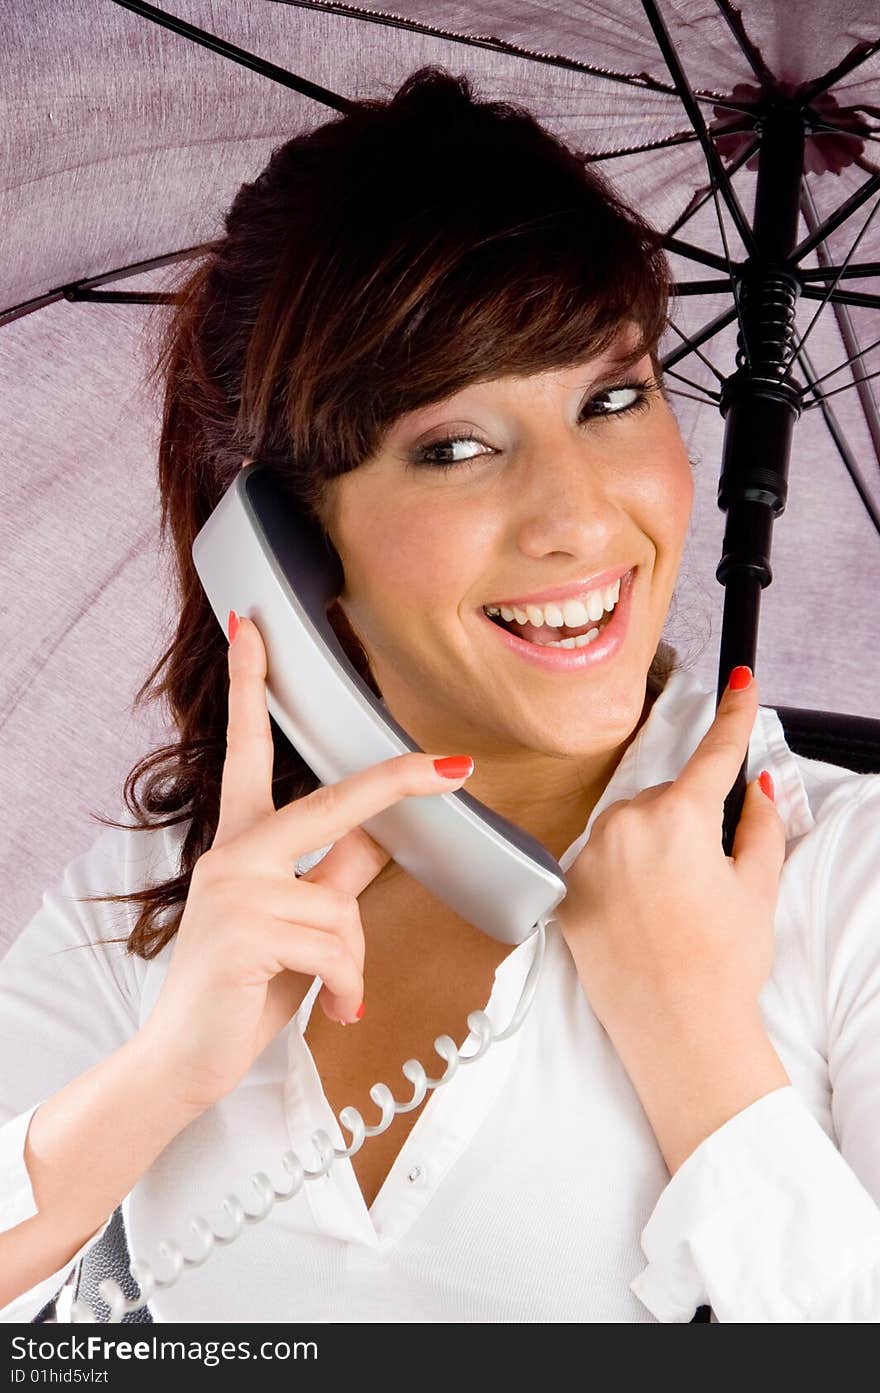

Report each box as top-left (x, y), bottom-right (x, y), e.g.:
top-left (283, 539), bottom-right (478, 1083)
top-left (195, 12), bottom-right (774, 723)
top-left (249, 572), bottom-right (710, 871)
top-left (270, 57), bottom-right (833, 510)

top-left (484, 564), bottom-right (635, 610)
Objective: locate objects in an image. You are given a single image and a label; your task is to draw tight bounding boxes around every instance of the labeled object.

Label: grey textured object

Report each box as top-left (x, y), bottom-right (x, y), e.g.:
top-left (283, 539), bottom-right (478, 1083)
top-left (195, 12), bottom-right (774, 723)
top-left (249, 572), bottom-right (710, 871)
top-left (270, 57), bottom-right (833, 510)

top-left (30, 1208), bottom-right (152, 1324)
top-left (71, 1208), bottom-right (154, 1325)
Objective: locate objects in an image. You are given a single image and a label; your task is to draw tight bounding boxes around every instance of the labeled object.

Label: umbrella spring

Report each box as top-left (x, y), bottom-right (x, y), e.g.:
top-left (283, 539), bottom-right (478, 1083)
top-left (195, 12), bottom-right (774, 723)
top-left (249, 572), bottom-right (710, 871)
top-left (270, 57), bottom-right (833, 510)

top-left (734, 272), bottom-right (801, 385)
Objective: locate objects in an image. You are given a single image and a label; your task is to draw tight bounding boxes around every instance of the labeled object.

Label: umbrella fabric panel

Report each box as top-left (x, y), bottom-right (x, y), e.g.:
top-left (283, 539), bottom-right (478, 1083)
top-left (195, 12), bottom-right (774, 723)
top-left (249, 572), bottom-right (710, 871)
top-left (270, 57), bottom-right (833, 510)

top-left (0, 295), bottom-right (175, 958)
top-left (3, 0), bottom-right (687, 312)
top-left (4, 0), bottom-right (879, 312)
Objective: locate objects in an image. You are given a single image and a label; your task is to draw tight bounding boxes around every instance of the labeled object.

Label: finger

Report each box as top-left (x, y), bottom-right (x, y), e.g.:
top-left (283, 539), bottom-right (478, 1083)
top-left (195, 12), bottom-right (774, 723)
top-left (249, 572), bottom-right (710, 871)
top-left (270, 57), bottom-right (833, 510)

top-left (264, 874), bottom-right (366, 977)
top-left (297, 826), bottom-right (392, 896)
top-left (247, 749), bottom-right (475, 871)
top-left (674, 667), bottom-right (760, 807)
top-left (215, 614), bottom-right (276, 847)
top-left (731, 775), bottom-right (787, 894)
top-left (263, 876), bottom-right (367, 1022)
top-left (262, 919), bottom-right (364, 1023)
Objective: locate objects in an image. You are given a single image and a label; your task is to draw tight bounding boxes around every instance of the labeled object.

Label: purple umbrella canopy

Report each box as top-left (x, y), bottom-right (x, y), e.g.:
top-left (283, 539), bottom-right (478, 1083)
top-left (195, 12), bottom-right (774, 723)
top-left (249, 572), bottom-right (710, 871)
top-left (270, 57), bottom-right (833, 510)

top-left (1, 0), bottom-right (879, 954)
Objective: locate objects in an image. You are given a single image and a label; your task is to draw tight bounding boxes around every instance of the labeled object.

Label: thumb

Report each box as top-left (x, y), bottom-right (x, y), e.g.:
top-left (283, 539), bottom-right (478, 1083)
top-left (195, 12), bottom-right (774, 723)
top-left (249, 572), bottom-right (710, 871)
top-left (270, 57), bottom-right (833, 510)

top-left (730, 772), bottom-right (787, 891)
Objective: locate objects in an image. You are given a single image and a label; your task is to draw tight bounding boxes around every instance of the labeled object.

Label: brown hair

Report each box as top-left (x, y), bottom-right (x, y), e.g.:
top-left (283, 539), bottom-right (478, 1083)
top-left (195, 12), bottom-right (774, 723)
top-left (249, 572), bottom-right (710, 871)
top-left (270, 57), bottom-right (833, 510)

top-left (78, 65), bottom-right (679, 958)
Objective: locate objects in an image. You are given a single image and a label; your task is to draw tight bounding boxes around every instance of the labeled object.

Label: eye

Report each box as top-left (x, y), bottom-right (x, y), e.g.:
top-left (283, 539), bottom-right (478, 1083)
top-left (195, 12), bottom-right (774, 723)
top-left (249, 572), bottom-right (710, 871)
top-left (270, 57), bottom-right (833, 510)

top-left (580, 381), bottom-right (656, 419)
top-left (408, 377), bottom-right (659, 472)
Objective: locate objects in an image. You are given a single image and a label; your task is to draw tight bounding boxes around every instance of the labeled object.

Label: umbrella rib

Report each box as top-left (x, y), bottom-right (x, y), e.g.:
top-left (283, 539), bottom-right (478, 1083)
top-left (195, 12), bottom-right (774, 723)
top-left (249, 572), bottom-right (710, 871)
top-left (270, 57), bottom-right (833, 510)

top-left (797, 39), bottom-right (880, 110)
top-left (662, 237), bottom-right (734, 274)
top-left (662, 387), bottom-right (718, 407)
top-left (0, 244), bottom-right (212, 329)
top-left (639, 0), bottom-right (756, 257)
top-left (662, 367), bottom-right (722, 400)
top-left (705, 172), bottom-right (751, 372)
top-left (799, 263), bottom-right (880, 282)
top-left (791, 169), bottom-right (880, 263)
top-left (795, 180), bottom-right (880, 492)
top-left (803, 366), bottom-right (880, 406)
top-left (660, 304), bottom-right (739, 371)
top-left (782, 192), bottom-right (880, 373)
top-left (711, 0), bottom-right (775, 85)
top-left (802, 287), bottom-right (880, 310)
top-left (666, 136), bottom-right (760, 239)
top-left (806, 122), bottom-right (880, 142)
top-left (584, 130), bottom-right (700, 162)
top-left (805, 335), bottom-right (880, 392)
top-left (584, 118), bottom-right (754, 162)
top-left (663, 320), bottom-right (727, 385)
top-left (109, 0), bottom-right (355, 112)
top-left (797, 348), bottom-right (880, 536)
top-left (266, 0), bottom-right (758, 110)
top-left (673, 279), bottom-right (736, 294)
top-left (65, 290), bottom-right (177, 304)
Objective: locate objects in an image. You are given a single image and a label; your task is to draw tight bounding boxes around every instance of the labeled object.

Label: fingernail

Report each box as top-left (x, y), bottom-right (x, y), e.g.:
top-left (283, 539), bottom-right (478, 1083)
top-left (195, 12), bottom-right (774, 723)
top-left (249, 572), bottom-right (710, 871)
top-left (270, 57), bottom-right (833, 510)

top-left (759, 770), bottom-right (775, 802)
top-left (227, 609), bottom-right (240, 645)
top-left (338, 1001), bottom-right (365, 1025)
top-left (433, 755), bottom-right (475, 780)
top-left (728, 665), bottom-right (753, 691)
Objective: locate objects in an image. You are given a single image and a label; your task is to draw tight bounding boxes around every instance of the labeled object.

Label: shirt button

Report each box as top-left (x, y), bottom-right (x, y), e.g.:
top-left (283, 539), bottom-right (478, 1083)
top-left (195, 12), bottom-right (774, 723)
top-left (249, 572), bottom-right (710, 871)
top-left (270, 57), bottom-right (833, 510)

top-left (407, 1164), bottom-right (423, 1184)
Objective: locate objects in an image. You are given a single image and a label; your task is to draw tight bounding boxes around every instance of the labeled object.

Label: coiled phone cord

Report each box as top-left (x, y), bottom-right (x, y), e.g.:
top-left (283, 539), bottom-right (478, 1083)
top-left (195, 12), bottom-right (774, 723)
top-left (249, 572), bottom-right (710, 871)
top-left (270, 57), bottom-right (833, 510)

top-left (62, 918), bottom-right (548, 1323)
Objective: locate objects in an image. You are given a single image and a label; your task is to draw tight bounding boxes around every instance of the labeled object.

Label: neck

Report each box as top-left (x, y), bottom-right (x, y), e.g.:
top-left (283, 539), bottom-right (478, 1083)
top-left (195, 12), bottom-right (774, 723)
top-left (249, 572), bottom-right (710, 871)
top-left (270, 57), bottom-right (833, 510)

top-left (373, 679), bottom-right (658, 889)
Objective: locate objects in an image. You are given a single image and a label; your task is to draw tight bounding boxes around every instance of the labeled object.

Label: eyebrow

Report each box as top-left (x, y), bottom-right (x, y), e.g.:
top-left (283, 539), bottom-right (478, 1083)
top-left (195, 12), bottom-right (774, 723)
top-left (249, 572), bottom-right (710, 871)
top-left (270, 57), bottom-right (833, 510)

top-left (583, 341), bottom-right (653, 389)
top-left (397, 337), bottom-right (654, 438)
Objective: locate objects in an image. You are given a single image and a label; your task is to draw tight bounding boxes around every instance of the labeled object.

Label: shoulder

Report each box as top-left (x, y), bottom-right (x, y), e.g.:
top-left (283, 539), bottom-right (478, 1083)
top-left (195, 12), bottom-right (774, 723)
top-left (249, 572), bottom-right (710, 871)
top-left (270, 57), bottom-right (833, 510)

top-left (2, 818), bottom-right (189, 1012)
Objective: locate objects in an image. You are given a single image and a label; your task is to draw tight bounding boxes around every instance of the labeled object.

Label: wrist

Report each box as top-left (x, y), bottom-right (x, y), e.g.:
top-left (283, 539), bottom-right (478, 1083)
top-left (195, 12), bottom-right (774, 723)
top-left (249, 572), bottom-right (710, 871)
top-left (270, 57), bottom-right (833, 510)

top-left (613, 1007), bottom-right (791, 1176)
top-left (125, 1029), bottom-right (212, 1128)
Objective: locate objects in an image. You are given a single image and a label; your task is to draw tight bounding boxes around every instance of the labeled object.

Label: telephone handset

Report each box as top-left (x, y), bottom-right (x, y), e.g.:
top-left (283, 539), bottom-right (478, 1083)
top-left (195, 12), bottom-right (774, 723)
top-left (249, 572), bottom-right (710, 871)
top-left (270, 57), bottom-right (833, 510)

top-left (63, 463), bottom-right (563, 1322)
top-left (192, 462), bottom-right (567, 944)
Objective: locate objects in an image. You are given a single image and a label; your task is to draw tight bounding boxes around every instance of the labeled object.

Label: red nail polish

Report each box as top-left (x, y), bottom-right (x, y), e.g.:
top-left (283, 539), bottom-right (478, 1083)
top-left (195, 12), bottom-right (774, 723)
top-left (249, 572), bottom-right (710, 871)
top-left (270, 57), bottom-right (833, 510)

top-left (433, 755), bottom-right (474, 779)
top-left (759, 770), bottom-right (775, 802)
top-left (227, 609), bottom-right (240, 644)
top-left (355, 1002), bottom-right (365, 1020)
top-left (728, 665), bottom-right (753, 691)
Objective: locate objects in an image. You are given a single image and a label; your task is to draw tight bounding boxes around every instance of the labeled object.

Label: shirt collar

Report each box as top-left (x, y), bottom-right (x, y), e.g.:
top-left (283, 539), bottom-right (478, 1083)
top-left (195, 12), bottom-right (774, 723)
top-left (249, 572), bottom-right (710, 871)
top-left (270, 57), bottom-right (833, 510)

top-left (293, 664), bottom-right (817, 1011)
top-left (554, 663), bottom-right (816, 879)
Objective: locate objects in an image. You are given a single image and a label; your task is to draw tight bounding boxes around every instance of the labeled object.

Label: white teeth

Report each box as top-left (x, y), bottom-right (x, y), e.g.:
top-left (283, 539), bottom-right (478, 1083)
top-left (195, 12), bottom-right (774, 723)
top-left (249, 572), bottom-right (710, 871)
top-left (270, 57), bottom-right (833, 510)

top-left (486, 574), bottom-right (623, 628)
top-left (587, 591), bottom-right (605, 623)
top-left (542, 628), bottom-right (602, 649)
top-left (561, 597), bottom-right (591, 627)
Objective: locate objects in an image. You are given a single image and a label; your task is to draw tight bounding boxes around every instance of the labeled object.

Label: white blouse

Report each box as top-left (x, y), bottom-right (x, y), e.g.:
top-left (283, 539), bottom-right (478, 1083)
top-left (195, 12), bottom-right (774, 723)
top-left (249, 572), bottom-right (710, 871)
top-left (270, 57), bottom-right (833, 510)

top-left (2, 664), bottom-right (880, 1323)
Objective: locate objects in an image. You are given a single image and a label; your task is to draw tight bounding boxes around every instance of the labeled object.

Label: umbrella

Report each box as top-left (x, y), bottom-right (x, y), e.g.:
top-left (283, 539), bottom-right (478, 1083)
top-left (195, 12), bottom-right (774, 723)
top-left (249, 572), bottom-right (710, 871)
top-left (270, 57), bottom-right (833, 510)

top-left (1, 0), bottom-right (879, 1320)
top-left (3, 0), bottom-right (880, 948)
top-left (3, 0), bottom-right (880, 924)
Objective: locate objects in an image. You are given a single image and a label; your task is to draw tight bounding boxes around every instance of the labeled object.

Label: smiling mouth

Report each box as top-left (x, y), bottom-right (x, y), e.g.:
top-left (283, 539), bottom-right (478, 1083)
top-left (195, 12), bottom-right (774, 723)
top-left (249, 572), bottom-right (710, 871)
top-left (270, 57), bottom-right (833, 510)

top-left (482, 569), bottom-right (631, 648)
top-left (485, 608), bottom-right (614, 648)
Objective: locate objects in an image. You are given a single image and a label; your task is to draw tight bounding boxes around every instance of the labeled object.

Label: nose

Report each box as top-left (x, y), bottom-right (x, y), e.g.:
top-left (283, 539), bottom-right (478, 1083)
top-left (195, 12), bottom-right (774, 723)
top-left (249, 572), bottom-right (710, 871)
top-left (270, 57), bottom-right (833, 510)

top-left (511, 428), bottom-right (627, 563)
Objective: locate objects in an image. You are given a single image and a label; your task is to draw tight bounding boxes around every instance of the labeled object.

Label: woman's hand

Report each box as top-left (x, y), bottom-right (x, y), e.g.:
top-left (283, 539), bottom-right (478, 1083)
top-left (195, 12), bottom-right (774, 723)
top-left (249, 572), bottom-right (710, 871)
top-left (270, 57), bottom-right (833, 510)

top-left (554, 667), bottom-right (792, 1172)
top-left (136, 613), bottom-right (475, 1115)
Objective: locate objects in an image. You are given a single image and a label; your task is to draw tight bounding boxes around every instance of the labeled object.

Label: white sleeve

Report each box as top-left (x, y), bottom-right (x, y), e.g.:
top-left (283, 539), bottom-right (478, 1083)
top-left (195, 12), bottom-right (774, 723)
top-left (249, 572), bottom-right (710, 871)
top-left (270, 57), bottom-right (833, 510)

top-left (0, 824), bottom-right (151, 1323)
top-left (629, 774), bottom-right (880, 1323)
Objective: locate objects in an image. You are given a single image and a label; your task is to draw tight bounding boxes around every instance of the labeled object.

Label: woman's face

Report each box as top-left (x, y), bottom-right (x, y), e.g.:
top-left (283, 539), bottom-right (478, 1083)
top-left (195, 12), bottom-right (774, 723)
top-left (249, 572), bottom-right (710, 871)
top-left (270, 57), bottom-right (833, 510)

top-left (320, 322), bottom-right (694, 768)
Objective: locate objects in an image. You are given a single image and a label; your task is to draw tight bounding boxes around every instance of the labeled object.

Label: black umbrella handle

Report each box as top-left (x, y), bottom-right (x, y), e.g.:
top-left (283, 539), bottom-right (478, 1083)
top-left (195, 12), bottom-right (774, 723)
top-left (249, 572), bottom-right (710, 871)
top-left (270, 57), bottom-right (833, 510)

top-left (722, 753), bottom-right (749, 856)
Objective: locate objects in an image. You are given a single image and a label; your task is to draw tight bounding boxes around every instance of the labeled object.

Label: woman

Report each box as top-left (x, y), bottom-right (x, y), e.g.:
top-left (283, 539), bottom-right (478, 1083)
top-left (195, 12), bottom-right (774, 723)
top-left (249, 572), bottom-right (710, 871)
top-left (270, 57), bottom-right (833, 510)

top-left (1, 67), bottom-right (879, 1324)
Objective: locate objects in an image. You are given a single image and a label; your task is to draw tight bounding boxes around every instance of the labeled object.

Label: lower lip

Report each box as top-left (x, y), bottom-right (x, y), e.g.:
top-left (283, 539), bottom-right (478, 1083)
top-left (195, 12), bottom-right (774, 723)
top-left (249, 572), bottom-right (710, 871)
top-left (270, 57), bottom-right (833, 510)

top-left (479, 568), bottom-right (636, 671)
